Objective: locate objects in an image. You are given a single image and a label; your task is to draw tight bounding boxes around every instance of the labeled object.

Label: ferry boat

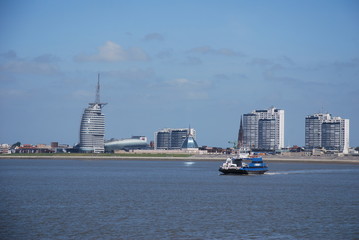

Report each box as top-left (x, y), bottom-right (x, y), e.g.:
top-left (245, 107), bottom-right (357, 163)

top-left (219, 155), bottom-right (268, 175)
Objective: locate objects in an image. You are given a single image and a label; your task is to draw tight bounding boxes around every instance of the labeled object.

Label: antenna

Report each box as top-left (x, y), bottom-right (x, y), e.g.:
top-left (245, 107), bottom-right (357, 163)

top-left (95, 73), bottom-right (100, 104)
top-left (90, 73), bottom-right (107, 108)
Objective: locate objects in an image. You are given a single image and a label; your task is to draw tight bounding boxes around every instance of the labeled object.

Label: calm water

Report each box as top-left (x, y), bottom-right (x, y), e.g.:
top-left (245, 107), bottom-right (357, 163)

top-left (0, 159), bottom-right (358, 240)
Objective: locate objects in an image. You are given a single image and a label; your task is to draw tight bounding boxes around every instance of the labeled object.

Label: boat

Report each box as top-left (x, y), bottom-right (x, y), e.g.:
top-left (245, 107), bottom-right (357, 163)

top-left (219, 155), bottom-right (268, 175)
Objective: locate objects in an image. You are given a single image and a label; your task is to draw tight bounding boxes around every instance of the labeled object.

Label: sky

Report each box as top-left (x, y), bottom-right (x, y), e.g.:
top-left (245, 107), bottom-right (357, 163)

top-left (0, 0), bottom-right (358, 148)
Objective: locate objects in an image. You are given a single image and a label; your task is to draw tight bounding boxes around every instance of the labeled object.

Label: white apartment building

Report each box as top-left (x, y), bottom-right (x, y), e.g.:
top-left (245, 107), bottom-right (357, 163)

top-left (242, 107), bottom-right (285, 151)
top-left (305, 113), bottom-right (331, 149)
top-left (305, 113), bottom-right (349, 153)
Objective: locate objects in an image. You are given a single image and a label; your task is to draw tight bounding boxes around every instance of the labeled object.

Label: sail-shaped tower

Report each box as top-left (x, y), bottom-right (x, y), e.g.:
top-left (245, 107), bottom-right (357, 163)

top-left (79, 74), bottom-right (107, 153)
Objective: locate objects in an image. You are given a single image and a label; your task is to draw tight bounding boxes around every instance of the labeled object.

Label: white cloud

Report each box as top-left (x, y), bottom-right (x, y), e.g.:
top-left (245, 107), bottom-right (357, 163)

top-left (75, 41), bottom-right (150, 62)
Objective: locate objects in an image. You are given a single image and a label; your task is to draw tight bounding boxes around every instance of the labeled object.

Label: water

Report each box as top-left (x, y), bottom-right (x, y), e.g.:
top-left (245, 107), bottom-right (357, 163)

top-left (1, 159), bottom-right (358, 240)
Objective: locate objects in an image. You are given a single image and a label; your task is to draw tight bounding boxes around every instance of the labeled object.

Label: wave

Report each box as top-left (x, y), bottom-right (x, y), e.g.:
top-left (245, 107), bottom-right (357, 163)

top-left (266, 168), bottom-right (358, 175)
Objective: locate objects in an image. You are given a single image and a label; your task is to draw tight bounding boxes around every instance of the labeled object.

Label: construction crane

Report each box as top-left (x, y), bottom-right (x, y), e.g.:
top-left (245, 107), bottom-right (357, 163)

top-left (228, 141), bottom-right (238, 149)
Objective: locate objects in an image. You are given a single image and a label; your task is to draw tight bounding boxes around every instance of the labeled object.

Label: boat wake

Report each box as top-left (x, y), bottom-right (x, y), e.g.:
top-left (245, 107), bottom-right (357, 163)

top-left (266, 169), bottom-right (357, 175)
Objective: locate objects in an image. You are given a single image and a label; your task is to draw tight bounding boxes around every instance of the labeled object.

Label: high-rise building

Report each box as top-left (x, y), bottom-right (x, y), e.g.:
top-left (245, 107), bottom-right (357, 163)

top-left (242, 113), bottom-right (258, 149)
top-left (242, 107), bottom-right (285, 151)
top-left (79, 75), bottom-right (107, 153)
top-left (258, 119), bottom-right (276, 150)
top-left (305, 113), bottom-right (349, 153)
top-left (154, 128), bottom-right (197, 150)
top-left (305, 113), bottom-right (331, 149)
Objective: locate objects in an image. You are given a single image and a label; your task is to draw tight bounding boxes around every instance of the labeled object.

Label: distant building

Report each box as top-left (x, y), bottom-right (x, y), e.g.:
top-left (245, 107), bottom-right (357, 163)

top-left (305, 113), bottom-right (349, 153)
top-left (14, 144), bottom-right (53, 154)
top-left (242, 107), bottom-right (285, 151)
top-left (79, 75), bottom-right (107, 153)
top-left (154, 128), bottom-right (197, 150)
top-left (305, 113), bottom-right (331, 149)
top-left (258, 119), bottom-right (276, 150)
top-left (0, 144), bottom-right (11, 154)
top-left (181, 129), bottom-right (199, 149)
top-left (105, 136), bottom-right (148, 152)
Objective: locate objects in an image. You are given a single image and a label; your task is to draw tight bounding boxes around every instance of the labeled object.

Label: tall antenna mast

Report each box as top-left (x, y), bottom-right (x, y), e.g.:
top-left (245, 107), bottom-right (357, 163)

top-left (95, 73), bottom-right (100, 104)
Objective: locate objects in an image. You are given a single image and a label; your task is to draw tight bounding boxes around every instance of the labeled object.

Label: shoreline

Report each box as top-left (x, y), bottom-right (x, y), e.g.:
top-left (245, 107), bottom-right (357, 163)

top-left (0, 154), bottom-right (359, 164)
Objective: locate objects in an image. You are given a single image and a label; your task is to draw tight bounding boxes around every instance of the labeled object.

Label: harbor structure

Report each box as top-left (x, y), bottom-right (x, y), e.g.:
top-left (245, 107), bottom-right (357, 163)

top-left (242, 107), bottom-right (285, 151)
top-left (154, 128), bottom-right (197, 150)
top-left (305, 113), bottom-right (350, 153)
top-left (79, 75), bottom-right (107, 153)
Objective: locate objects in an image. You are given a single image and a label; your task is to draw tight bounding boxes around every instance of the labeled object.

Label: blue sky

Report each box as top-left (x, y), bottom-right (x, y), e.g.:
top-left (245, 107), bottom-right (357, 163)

top-left (1, 0), bottom-right (358, 148)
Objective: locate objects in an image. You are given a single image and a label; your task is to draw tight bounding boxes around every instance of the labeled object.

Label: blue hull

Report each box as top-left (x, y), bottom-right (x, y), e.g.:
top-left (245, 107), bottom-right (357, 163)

top-left (219, 156), bottom-right (268, 175)
top-left (219, 167), bottom-right (268, 175)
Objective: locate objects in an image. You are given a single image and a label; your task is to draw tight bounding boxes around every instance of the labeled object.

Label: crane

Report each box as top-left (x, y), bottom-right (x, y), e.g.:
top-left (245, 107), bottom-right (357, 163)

top-left (228, 141), bottom-right (238, 149)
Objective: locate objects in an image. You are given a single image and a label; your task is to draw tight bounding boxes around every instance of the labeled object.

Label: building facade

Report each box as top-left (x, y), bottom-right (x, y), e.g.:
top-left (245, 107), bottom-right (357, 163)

top-left (305, 113), bottom-right (331, 149)
top-left (154, 128), bottom-right (197, 150)
top-left (242, 107), bottom-right (285, 151)
top-left (306, 113), bottom-right (350, 153)
top-left (242, 113), bottom-right (258, 149)
top-left (258, 119), bottom-right (276, 150)
top-left (79, 75), bottom-right (107, 153)
top-left (104, 136), bottom-right (148, 152)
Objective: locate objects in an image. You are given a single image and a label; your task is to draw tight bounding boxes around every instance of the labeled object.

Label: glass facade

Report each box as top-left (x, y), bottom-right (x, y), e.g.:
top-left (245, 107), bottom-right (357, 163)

top-left (155, 128), bottom-right (197, 150)
top-left (243, 114), bottom-right (258, 149)
top-left (156, 132), bottom-right (171, 150)
top-left (181, 136), bottom-right (199, 149)
top-left (170, 130), bottom-right (188, 149)
top-left (322, 122), bottom-right (341, 151)
top-left (258, 119), bottom-right (276, 150)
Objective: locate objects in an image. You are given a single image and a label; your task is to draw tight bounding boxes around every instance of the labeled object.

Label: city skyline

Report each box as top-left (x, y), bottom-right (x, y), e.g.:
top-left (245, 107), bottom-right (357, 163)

top-left (0, 1), bottom-right (358, 147)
